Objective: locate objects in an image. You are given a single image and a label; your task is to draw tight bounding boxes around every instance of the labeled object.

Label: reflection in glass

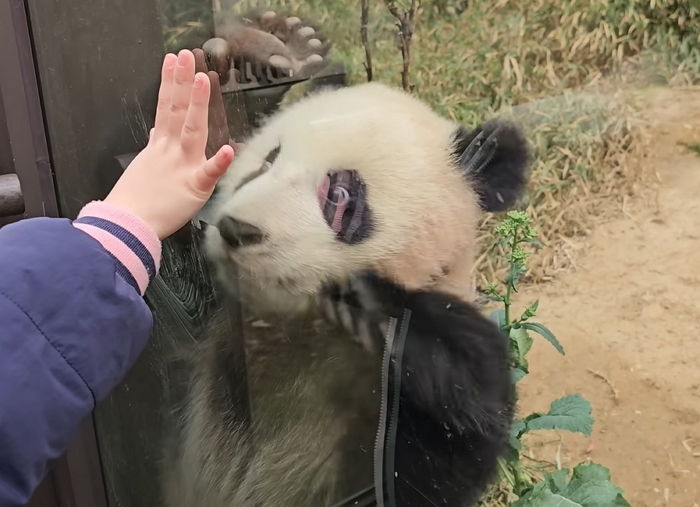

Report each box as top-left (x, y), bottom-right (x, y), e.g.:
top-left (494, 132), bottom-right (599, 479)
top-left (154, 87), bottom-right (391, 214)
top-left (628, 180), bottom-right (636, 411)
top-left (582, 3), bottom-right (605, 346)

top-left (56, 1), bottom-right (699, 506)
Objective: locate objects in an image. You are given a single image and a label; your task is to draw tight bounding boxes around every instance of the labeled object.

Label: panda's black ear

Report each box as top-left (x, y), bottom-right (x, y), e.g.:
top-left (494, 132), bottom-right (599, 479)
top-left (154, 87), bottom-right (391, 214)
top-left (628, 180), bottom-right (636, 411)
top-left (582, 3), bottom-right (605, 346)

top-left (451, 119), bottom-right (531, 212)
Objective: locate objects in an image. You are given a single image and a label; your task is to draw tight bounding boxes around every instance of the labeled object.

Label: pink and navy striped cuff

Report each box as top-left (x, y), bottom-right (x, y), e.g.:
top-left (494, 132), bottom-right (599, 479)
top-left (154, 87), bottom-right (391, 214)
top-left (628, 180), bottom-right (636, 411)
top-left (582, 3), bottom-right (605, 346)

top-left (73, 201), bottom-right (162, 295)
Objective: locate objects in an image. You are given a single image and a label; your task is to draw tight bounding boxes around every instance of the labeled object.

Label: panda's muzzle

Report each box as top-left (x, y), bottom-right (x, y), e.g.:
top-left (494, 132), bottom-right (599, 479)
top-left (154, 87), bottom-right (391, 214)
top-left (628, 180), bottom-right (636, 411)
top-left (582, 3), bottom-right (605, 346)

top-left (217, 216), bottom-right (265, 248)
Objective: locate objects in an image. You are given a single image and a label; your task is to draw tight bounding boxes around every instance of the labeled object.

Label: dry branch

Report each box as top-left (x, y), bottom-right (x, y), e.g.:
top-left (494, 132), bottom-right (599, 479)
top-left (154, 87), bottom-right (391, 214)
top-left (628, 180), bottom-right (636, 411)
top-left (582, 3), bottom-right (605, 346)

top-left (383, 0), bottom-right (420, 91)
top-left (360, 0), bottom-right (374, 81)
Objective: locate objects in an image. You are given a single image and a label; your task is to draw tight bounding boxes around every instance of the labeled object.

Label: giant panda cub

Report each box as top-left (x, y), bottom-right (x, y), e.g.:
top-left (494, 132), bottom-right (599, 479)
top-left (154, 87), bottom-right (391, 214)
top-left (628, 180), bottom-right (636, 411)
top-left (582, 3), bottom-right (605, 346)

top-left (163, 58), bottom-right (530, 507)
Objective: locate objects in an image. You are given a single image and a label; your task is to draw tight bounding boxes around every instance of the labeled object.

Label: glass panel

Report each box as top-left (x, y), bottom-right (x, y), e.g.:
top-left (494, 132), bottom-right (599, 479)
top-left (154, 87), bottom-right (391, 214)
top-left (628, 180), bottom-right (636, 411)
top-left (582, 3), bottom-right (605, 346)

top-left (26, 0), bottom-right (700, 506)
top-left (28, 1), bottom-right (378, 506)
top-left (157, 4), bottom-right (379, 506)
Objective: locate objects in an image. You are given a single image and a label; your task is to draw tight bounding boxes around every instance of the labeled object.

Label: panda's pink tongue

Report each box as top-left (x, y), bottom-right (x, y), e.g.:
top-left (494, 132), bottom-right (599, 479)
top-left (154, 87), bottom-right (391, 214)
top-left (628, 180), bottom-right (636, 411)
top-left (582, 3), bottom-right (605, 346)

top-left (330, 188), bottom-right (349, 233)
top-left (317, 170), bottom-right (371, 244)
top-left (317, 175), bottom-right (349, 234)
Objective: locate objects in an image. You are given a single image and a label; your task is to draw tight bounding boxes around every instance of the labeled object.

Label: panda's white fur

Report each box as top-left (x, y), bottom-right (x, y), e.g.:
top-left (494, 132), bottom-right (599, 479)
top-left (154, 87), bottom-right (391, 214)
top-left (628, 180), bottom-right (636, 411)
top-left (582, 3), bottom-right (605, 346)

top-left (205, 83), bottom-right (480, 307)
top-left (164, 82), bottom-right (528, 507)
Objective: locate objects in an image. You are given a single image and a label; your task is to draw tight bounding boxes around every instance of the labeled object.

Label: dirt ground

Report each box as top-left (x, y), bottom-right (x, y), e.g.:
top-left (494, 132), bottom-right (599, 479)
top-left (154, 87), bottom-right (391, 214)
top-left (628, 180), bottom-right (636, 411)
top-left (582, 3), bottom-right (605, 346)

top-left (511, 86), bottom-right (700, 506)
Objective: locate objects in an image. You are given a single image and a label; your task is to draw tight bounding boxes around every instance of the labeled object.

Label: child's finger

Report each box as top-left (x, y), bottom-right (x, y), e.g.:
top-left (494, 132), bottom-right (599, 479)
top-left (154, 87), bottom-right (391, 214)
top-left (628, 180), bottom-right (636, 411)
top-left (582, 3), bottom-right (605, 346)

top-left (191, 145), bottom-right (234, 194)
top-left (152, 53), bottom-right (177, 141)
top-left (167, 50), bottom-right (196, 137)
top-left (181, 72), bottom-right (211, 156)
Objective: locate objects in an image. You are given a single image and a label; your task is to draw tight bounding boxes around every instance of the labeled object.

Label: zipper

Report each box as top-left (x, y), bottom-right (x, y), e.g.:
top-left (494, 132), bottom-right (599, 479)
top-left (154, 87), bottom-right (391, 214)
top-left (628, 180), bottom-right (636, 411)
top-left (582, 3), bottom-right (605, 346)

top-left (373, 315), bottom-right (398, 507)
top-left (373, 308), bottom-right (412, 507)
top-left (384, 309), bottom-right (411, 507)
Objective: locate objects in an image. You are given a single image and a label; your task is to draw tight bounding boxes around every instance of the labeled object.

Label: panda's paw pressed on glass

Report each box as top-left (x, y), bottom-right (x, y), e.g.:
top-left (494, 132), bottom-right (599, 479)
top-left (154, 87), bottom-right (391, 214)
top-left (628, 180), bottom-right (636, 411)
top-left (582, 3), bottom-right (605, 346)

top-left (318, 274), bottom-right (390, 354)
top-left (201, 10), bottom-right (329, 83)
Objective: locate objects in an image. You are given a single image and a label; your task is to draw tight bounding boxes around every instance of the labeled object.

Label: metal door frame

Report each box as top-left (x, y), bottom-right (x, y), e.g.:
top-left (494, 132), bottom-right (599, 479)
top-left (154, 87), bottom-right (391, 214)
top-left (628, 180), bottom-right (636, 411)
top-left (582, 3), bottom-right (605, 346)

top-left (0, 0), bottom-right (58, 223)
top-left (0, 1), bottom-right (109, 505)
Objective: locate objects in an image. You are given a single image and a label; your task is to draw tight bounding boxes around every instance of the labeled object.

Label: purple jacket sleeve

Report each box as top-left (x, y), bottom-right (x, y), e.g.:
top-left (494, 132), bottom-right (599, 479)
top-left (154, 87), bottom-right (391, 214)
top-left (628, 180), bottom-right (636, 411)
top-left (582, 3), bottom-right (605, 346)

top-left (0, 217), bottom-right (154, 505)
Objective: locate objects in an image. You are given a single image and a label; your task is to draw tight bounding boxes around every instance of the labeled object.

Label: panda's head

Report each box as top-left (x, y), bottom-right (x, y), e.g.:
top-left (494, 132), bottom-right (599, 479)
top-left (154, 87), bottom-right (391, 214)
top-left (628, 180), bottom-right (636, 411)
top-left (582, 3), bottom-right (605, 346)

top-left (205, 83), bottom-right (530, 309)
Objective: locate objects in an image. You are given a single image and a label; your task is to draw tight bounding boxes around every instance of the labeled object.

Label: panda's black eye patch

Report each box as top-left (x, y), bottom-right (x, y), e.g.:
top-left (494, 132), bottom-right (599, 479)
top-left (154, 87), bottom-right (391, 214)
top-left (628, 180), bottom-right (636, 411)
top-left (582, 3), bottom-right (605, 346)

top-left (317, 169), bottom-right (373, 244)
top-left (265, 145), bottom-right (281, 165)
top-left (234, 144), bottom-right (280, 192)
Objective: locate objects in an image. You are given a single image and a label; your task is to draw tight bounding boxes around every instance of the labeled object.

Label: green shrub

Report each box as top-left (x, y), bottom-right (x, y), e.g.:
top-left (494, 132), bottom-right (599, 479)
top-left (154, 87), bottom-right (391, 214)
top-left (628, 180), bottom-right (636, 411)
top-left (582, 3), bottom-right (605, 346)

top-left (481, 210), bottom-right (630, 506)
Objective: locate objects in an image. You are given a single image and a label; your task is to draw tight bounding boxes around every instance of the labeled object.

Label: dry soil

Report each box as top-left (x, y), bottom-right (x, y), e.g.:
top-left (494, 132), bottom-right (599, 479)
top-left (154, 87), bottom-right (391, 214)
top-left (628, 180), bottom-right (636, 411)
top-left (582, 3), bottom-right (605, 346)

top-left (513, 86), bottom-right (700, 506)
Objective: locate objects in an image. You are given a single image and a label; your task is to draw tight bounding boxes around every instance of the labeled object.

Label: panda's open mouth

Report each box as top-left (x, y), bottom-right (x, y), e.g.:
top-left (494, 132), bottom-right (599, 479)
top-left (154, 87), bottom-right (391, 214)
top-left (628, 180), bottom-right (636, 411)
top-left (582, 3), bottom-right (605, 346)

top-left (317, 169), bottom-right (373, 245)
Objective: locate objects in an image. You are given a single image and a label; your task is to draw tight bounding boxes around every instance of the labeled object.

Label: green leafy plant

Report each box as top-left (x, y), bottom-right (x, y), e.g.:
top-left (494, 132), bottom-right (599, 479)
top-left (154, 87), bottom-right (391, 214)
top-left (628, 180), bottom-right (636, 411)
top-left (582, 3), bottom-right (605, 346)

top-left (513, 463), bottom-right (630, 507)
top-left (483, 211), bottom-right (629, 506)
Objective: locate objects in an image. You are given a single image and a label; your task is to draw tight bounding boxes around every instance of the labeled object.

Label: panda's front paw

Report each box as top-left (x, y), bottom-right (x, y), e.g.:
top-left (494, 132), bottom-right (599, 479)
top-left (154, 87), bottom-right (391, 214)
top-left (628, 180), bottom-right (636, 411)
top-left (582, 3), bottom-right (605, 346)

top-left (255, 11), bottom-right (329, 75)
top-left (216, 11), bottom-right (330, 78)
top-left (318, 275), bottom-right (388, 353)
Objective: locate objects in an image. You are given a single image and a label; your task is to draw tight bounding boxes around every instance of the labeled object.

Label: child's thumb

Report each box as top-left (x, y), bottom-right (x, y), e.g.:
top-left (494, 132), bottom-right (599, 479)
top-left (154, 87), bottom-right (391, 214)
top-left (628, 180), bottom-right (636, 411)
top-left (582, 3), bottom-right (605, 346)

top-left (192, 145), bottom-right (234, 195)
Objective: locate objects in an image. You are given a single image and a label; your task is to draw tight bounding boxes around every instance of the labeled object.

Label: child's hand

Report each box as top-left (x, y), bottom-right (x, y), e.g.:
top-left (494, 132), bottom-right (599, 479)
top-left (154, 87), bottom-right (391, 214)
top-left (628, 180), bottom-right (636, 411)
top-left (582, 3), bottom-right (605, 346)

top-left (104, 50), bottom-right (234, 239)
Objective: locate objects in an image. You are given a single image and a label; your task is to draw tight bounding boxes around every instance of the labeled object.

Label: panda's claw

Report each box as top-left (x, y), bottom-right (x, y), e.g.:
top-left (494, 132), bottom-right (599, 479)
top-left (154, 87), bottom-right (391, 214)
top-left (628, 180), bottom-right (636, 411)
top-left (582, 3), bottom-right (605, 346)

top-left (318, 277), bottom-right (385, 353)
top-left (248, 11), bottom-right (329, 76)
top-left (298, 26), bottom-right (316, 38)
top-left (459, 127), bottom-right (499, 176)
top-left (269, 55), bottom-right (293, 71)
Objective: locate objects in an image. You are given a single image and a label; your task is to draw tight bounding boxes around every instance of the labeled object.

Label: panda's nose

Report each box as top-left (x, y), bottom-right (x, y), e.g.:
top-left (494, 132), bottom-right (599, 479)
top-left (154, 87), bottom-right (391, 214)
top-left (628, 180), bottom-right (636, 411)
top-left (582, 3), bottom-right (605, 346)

top-left (217, 216), bottom-right (264, 248)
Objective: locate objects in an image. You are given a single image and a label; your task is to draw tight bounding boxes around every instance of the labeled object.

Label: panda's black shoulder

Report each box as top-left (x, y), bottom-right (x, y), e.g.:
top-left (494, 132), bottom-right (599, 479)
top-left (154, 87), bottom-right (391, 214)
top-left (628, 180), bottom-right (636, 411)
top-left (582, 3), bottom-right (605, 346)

top-left (404, 288), bottom-right (513, 398)
top-left (359, 274), bottom-right (515, 504)
top-left (357, 273), bottom-right (512, 386)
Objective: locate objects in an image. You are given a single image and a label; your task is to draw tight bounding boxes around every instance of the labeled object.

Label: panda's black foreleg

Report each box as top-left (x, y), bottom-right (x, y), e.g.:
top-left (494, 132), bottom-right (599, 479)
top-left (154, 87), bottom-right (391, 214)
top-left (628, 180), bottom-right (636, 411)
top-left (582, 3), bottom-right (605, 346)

top-left (328, 273), bottom-right (515, 506)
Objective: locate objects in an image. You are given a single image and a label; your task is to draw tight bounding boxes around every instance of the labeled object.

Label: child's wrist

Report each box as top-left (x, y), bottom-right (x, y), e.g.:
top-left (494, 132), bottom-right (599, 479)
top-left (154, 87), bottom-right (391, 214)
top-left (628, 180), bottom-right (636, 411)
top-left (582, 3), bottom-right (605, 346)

top-left (72, 201), bottom-right (162, 295)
